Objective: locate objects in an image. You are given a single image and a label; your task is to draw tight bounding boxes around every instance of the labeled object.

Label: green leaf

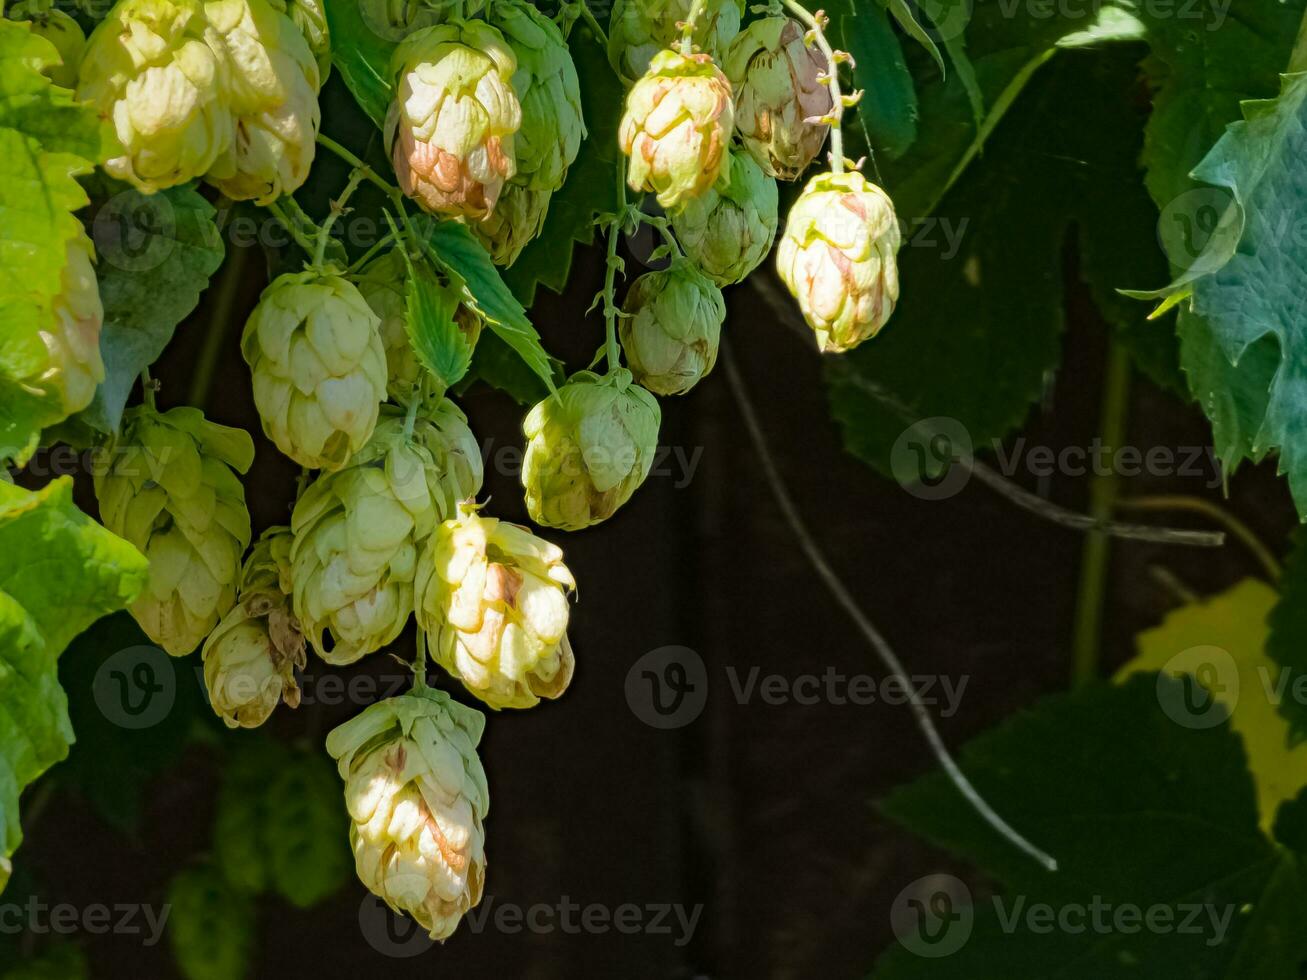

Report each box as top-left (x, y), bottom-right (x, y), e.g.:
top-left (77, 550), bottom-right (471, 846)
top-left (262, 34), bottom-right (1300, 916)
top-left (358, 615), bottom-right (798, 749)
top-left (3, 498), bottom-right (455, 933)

top-left (424, 219), bottom-right (555, 392)
top-left (265, 750), bottom-right (351, 908)
top-left (457, 330), bottom-right (559, 406)
top-left (1269, 529), bottom-right (1307, 745)
top-left (873, 675), bottom-right (1307, 977)
top-left (0, 478), bottom-right (147, 891)
top-left (503, 25), bottom-right (622, 304)
top-left (399, 251), bottom-right (475, 395)
top-left (213, 737), bottom-right (290, 895)
top-left (878, 0), bottom-right (945, 75)
top-left (828, 50), bottom-right (1165, 474)
top-left (840, 5), bottom-right (918, 160)
top-left (78, 178), bottom-right (225, 434)
top-left (167, 863), bottom-right (255, 980)
top-left (322, 0), bottom-right (394, 129)
top-left (0, 19), bottom-right (107, 161)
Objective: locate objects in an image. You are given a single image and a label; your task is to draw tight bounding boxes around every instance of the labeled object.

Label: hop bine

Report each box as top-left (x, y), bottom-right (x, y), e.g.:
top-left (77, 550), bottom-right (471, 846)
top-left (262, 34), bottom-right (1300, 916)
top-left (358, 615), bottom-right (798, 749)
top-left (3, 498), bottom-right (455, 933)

top-left (725, 17), bottom-right (832, 181)
top-left (522, 369), bottom-right (661, 531)
top-left (242, 269), bottom-right (388, 471)
top-left (202, 526), bottom-right (305, 729)
top-left (776, 170), bottom-right (902, 353)
top-left (619, 49), bottom-right (734, 211)
top-left (94, 406), bottom-right (254, 655)
top-left (416, 503), bottom-right (575, 709)
top-left (291, 404), bottom-right (484, 665)
top-left (326, 691), bottom-right (489, 941)
top-left (670, 147), bottom-right (778, 286)
top-left (619, 261), bottom-right (725, 395)
top-left (387, 21), bottom-right (522, 219)
top-left (607, 0), bottom-right (743, 84)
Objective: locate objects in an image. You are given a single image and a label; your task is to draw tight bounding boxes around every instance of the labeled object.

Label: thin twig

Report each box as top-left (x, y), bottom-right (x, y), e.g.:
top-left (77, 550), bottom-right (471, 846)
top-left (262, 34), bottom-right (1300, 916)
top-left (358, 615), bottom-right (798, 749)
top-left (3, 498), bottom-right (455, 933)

top-left (722, 343), bottom-right (1059, 873)
top-left (1119, 495), bottom-right (1281, 581)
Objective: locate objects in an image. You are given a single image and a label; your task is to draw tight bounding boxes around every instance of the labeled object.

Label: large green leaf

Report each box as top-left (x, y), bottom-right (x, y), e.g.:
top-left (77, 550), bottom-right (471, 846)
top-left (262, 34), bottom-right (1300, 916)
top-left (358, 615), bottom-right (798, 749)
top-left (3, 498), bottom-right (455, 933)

top-left (322, 0), bottom-right (395, 129)
top-left (400, 252), bottom-right (475, 395)
top-left (828, 49), bottom-right (1169, 475)
top-left (0, 19), bottom-right (107, 161)
top-left (0, 478), bottom-right (147, 891)
top-left (873, 675), bottom-right (1307, 977)
top-left (78, 178), bottom-right (226, 434)
top-left (840, 3), bottom-right (918, 161)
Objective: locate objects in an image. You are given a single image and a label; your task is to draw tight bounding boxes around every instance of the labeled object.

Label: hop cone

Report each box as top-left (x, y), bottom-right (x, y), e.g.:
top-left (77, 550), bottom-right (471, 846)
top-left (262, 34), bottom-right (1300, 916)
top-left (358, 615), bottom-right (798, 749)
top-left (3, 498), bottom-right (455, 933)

top-left (326, 691), bottom-right (489, 941)
top-left (471, 0), bottom-right (584, 264)
top-left (776, 170), bottom-right (901, 352)
top-left (94, 406), bottom-right (254, 655)
top-left (417, 503), bottom-right (575, 709)
top-left (387, 21), bottom-right (521, 218)
top-left (202, 526), bottom-right (305, 728)
top-left (242, 269), bottom-right (388, 471)
top-left (607, 0), bottom-right (742, 84)
top-left (204, 0), bottom-right (322, 202)
top-left (77, 0), bottom-right (234, 192)
top-left (619, 49), bottom-right (733, 211)
top-left (725, 17), bottom-right (831, 180)
top-left (271, 0), bottom-right (330, 79)
top-left (670, 147), bottom-right (777, 285)
top-left (291, 404), bottom-right (483, 664)
top-left (619, 261), bottom-right (724, 395)
top-left (522, 369), bottom-right (661, 531)
top-left (37, 228), bottom-right (105, 417)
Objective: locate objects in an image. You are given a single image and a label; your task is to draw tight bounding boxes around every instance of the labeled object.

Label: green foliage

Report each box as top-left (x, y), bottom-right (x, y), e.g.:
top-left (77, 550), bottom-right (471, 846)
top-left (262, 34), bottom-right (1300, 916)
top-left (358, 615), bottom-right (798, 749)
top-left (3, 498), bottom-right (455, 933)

top-left (167, 863), bottom-right (255, 980)
top-left (401, 252), bottom-right (476, 395)
top-left (1268, 529), bottom-right (1307, 743)
top-left (873, 675), bottom-right (1307, 977)
top-left (77, 178), bottom-right (226, 434)
top-left (458, 331), bottom-right (557, 405)
top-left (838, 2), bottom-right (917, 160)
top-left (323, 0), bottom-right (394, 129)
top-left (0, 940), bottom-right (88, 980)
top-left (0, 20), bottom-right (106, 161)
top-left (214, 738), bottom-right (288, 895)
top-left (0, 479), bottom-right (147, 891)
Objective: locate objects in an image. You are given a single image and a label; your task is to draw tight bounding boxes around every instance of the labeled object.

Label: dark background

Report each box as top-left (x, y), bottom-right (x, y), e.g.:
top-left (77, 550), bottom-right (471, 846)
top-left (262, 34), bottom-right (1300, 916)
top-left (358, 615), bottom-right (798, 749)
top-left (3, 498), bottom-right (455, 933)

top-left (8, 211), bottom-right (1298, 979)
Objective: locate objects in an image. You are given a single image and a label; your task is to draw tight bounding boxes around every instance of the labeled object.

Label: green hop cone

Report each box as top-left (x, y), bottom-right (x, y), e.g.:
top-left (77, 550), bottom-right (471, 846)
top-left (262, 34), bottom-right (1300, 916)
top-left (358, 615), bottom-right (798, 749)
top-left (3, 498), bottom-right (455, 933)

top-left (242, 269), bottom-right (388, 471)
top-left (37, 228), bottom-right (105, 417)
top-left (619, 49), bottom-right (733, 211)
top-left (94, 405), bottom-right (254, 656)
top-left (416, 503), bottom-right (575, 709)
top-left (201, 526), bottom-right (306, 729)
top-left (670, 148), bottom-right (777, 286)
top-left (776, 170), bottom-right (901, 353)
top-left (619, 261), bottom-right (724, 395)
top-left (204, 0), bottom-right (322, 203)
top-left (14, 5), bottom-right (86, 89)
top-left (326, 690), bottom-right (489, 941)
top-left (725, 17), bottom-right (832, 180)
top-left (77, 0), bottom-right (235, 192)
top-left (387, 20), bottom-right (521, 219)
top-left (471, 0), bottom-right (584, 265)
top-left (522, 369), bottom-right (661, 530)
top-left (607, 0), bottom-right (742, 84)
top-left (355, 250), bottom-right (485, 400)
top-left (291, 404), bottom-right (483, 664)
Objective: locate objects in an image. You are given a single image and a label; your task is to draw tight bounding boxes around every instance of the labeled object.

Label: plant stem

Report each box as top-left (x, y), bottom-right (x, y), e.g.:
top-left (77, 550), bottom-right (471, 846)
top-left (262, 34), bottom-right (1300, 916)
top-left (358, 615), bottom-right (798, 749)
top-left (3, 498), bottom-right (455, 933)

top-left (316, 133), bottom-right (404, 201)
top-left (314, 169), bottom-right (366, 269)
top-left (680, 0), bottom-right (706, 55)
top-left (1070, 340), bottom-right (1131, 688)
top-left (348, 231), bottom-right (398, 274)
top-left (603, 218), bottom-right (622, 372)
top-left (191, 242), bottom-right (249, 410)
top-left (266, 199), bottom-right (318, 255)
top-left (414, 628), bottom-right (429, 690)
top-left (722, 344), bottom-right (1058, 872)
top-left (781, 0), bottom-right (845, 173)
top-left (140, 366), bottom-right (157, 410)
top-left (1117, 495), bottom-right (1281, 582)
top-left (573, 0), bottom-right (609, 46)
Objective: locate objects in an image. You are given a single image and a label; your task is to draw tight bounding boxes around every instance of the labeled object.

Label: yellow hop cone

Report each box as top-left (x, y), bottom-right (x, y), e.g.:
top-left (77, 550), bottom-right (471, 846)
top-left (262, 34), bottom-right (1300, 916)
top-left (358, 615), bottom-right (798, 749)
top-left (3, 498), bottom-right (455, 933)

top-left (521, 369), bottom-right (661, 531)
top-left (607, 0), bottom-right (742, 84)
top-left (416, 504), bottom-right (575, 710)
top-left (326, 690), bottom-right (489, 941)
top-left (776, 170), bottom-right (901, 353)
top-left (37, 228), bottom-right (105, 417)
top-left (669, 147), bottom-right (777, 286)
top-left (94, 405), bottom-right (254, 655)
top-left (619, 260), bottom-right (724, 396)
top-left (724, 17), bottom-right (832, 180)
top-left (203, 0), bottom-right (322, 203)
top-left (242, 269), bottom-right (388, 471)
top-left (386, 20), bottom-right (521, 219)
top-left (77, 0), bottom-right (234, 192)
top-left (619, 49), bottom-right (733, 211)
top-left (291, 404), bottom-right (483, 665)
top-left (201, 526), bottom-right (305, 729)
